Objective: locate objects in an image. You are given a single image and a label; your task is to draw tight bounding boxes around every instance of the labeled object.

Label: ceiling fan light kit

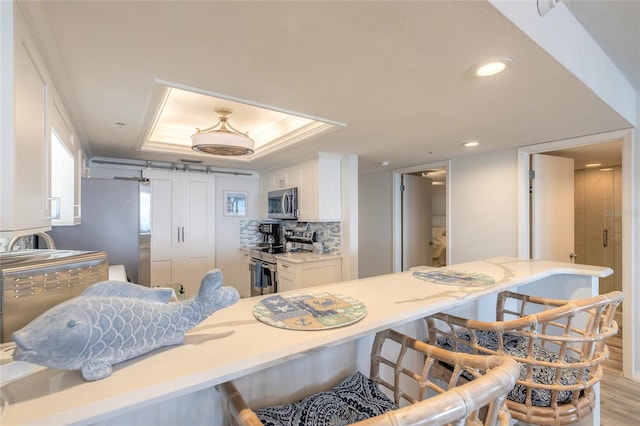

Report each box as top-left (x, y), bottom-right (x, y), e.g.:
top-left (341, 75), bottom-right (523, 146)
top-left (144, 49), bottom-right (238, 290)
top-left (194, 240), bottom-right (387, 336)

top-left (191, 108), bottom-right (255, 156)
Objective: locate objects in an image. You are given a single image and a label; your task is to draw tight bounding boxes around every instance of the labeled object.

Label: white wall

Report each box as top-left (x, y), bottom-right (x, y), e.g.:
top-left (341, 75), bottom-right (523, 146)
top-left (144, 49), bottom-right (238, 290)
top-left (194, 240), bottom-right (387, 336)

top-left (358, 170), bottom-right (393, 278)
top-left (432, 184), bottom-right (446, 228)
top-left (449, 149), bottom-right (519, 264)
top-left (214, 175), bottom-right (260, 290)
top-left (359, 150), bottom-right (519, 277)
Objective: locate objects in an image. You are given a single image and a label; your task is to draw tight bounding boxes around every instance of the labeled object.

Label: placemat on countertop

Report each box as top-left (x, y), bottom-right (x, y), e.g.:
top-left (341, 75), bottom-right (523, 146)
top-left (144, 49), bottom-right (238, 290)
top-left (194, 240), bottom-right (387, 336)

top-left (412, 269), bottom-right (495, 286)
top-left (253, 292), bottom-right (367, 330)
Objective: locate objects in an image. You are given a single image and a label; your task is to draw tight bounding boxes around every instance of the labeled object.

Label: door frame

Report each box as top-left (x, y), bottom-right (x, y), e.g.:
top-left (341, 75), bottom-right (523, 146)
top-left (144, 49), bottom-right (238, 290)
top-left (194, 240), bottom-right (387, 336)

top-left (392, 160), bottom-right (450, 273)
top-left (517, 128), bottom-right (636, 380)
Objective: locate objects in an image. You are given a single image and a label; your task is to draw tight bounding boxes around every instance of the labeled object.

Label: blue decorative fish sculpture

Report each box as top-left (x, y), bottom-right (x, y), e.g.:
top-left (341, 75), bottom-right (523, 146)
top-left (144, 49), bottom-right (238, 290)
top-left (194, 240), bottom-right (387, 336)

top-left (11, 269), bottom-right (239, 381)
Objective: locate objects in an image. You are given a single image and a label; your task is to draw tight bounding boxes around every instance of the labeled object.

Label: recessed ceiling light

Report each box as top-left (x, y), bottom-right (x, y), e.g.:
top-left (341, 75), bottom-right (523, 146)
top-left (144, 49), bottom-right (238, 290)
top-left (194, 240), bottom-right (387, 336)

top-left (585, 163), bottom-right (602, 168)
top-left (599, 168), bottom-right (613, 172)
top-left (475, 58), bottom-right (513, 77)
top-left (380, 160), bottom-right (390, 166)
top-left (462, 141), bottom-right (480, 147)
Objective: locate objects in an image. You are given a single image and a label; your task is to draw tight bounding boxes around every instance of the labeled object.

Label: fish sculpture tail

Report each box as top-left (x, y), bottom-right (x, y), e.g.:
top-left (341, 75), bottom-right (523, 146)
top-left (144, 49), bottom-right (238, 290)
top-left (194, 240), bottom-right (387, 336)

top-left (188, 269), bottom-right (239, 325)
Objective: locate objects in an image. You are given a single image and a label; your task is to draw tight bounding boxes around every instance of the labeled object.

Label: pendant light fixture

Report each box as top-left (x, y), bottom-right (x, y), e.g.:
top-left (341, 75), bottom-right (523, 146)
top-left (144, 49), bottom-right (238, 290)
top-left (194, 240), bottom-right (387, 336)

top-left (191, 108), bottom-right (254, 156)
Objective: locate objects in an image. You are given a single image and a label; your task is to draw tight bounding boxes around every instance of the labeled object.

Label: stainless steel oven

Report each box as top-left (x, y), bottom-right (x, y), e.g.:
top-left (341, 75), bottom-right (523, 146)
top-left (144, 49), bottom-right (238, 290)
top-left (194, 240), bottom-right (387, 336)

top-left (249, 248), bottom-right (279, 296)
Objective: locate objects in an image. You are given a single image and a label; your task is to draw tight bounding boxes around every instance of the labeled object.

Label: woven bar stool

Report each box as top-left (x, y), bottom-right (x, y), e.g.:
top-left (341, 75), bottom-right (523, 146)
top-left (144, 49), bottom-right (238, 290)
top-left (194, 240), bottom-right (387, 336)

top-left (218, 328), bottom-right (520, 426)
top-left (425, 290), bottom-right (623, 426)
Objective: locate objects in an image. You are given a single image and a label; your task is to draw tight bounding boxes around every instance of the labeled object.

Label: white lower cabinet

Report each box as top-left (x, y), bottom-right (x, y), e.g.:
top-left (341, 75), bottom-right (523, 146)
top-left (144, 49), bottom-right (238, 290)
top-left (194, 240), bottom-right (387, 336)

top-left (276, 257), bottom-right (342, 293)
top-left (144, 170), bottom-right (216, 298)
top-left (239, 250), bottom-right (252, 298)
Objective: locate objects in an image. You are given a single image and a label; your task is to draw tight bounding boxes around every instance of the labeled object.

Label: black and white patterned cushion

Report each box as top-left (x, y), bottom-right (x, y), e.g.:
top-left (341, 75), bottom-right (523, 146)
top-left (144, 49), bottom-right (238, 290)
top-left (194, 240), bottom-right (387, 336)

top-left (438, 331), bottom-right (586, 407)
top-left (254, 371), bottom-right (398, 426)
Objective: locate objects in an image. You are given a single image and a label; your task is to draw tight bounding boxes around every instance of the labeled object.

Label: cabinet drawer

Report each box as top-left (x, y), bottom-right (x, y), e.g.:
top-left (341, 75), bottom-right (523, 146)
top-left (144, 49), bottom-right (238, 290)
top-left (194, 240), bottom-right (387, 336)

top-left (276, 258), bottom-right (341, 292)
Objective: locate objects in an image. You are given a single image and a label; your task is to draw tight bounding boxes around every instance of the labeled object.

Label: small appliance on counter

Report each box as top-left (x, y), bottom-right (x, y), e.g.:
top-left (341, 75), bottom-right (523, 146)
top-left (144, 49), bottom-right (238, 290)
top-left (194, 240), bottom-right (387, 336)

top-left (257, 222), bottom-right (282, 247)
top-left (284, 223), bottom-right (317, 250)
top-left (0, 249), bottom-right (108, 343)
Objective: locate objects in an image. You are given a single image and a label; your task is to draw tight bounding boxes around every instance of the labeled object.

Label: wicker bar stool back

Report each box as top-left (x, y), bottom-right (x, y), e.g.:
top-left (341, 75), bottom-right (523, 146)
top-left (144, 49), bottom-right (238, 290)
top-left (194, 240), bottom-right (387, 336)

top-left (425, 290), bottom-right (624, 426)
top-left (218, 328), bottom-right (520, 426)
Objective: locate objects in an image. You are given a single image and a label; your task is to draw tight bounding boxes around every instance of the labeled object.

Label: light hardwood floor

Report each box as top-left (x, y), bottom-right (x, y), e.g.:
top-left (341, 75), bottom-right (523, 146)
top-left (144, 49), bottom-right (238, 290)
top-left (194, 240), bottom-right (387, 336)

top-left (514, 314), bottom-right (639, 425)
top-left (599, 323), bottom-right (640, 426)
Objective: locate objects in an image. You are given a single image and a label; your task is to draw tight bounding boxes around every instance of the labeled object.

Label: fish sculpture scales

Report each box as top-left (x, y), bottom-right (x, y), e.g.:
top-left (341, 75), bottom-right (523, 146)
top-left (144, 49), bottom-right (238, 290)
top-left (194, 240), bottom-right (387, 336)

top-left (11, 269), bottom-right (239, 381)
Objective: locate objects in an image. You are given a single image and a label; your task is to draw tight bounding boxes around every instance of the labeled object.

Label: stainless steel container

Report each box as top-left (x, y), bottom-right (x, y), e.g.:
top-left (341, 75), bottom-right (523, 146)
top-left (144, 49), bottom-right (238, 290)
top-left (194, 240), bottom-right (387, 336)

top-left (0, 249), bottom-right (108, 343)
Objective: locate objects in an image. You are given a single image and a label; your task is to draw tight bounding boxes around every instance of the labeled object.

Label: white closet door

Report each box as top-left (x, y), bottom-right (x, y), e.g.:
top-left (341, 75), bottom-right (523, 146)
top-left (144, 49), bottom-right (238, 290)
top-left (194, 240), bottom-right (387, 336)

top-left (531, 154), bottom-right (575, 262)
top-left (402, 174), bottom-right (433, 270)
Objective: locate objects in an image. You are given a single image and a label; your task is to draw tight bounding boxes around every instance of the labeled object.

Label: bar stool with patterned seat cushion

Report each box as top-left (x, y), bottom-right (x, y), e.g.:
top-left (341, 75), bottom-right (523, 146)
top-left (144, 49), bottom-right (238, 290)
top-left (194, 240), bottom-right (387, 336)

top-left (218, 328), bottom-right (520, 426)
top-left (425, 290), bottom-right (623, 426)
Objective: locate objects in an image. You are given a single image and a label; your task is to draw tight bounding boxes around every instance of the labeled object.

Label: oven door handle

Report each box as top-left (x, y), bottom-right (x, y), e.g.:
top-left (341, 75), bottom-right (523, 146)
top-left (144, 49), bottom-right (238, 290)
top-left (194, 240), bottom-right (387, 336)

top-left (268, 268), bottom-right (276, 288)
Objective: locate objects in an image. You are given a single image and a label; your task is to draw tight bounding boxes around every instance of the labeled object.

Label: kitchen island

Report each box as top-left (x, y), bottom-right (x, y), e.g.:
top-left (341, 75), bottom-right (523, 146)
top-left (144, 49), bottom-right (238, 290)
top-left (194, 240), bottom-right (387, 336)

top-left (0, 257), bottom-right (611, 425)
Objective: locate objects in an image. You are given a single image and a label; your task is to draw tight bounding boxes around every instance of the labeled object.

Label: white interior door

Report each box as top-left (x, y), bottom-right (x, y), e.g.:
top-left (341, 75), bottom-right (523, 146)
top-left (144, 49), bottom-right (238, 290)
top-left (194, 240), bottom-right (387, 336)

top-left (402, 174), bottom-right (433, 270)
top-left (531, 154), bottom-right (575, 262)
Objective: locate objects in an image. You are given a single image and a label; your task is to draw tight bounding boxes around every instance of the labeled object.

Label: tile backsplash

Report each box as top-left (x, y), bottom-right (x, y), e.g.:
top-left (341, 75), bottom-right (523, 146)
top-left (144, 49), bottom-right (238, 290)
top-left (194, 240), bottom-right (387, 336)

top-left (240, 220), bottom-right (341, 255)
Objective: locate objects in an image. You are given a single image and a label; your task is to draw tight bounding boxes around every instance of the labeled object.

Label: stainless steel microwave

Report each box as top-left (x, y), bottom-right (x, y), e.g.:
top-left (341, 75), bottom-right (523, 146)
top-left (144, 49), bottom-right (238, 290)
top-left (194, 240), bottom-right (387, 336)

top-left (268, 187), bottom-right (298, 220)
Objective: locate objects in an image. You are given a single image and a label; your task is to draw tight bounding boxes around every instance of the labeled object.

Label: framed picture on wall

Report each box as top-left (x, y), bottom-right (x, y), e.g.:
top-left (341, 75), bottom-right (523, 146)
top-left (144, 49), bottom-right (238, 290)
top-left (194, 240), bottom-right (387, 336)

top-left (223, 191), bottom-right (247, 217)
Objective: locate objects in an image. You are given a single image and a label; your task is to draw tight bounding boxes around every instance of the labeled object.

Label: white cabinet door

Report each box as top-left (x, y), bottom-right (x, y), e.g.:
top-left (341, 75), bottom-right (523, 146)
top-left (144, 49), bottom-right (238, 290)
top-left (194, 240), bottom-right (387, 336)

top-left (298, 154), bottom-right (341, 222)
top-left (298, 161), bottom-right (319, 221)
top-left (1, 7), bottom-right (51, 235)
top-left (147, 172), bottom-right (181, 253)
top-left (316, 155), bottom-right (341, 221)
top-left (239, 250), bottom-right (252, 298)
top-left (271, 167), bottom-right (300, 190)
top-left (276, 258), bottom-right (342, 292)
top-left (144, 170), bottom-right (215, 298)
top-left (298, 259), bottom-right (342, 287)
top-left (277, 260), bottom-right (296, 293)
top-left (177, 173), bottom-right (215, 297)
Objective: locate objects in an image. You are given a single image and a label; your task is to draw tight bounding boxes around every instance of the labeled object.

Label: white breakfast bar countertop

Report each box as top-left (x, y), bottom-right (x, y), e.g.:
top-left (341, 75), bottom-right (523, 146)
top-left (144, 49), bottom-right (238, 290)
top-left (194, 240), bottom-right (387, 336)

top-left (0, 257), bottom-right (612, 425)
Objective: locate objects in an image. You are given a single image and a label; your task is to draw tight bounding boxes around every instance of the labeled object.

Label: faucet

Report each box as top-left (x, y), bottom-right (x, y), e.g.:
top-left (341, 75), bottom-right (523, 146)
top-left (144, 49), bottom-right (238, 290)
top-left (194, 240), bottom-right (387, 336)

top-left (7, 232), bottom-right (56, 250)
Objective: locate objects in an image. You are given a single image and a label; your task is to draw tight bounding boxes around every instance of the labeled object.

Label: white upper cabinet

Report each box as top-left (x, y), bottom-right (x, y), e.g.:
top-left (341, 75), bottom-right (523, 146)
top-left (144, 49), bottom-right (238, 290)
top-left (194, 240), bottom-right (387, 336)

top-left (1, 3), bottom-right (51, 236)
top-left (298, 153), bottom-right (341, 222)
top-left (1, 3), bottom-right (82, 235)
top-left (271, 167), bottom-right (300, 191)
top-left (259, 153), bottom-right (341, 222)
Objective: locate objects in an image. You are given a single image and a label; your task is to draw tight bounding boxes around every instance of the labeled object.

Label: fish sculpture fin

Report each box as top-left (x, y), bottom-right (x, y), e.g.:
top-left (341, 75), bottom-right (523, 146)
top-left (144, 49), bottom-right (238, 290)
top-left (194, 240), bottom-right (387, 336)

top-left (81, 358), bottom-right (113, 381)
top-left (81, 281), bottom-right (175, 303)
top-left (196, 270), bottom-right (239, 316)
